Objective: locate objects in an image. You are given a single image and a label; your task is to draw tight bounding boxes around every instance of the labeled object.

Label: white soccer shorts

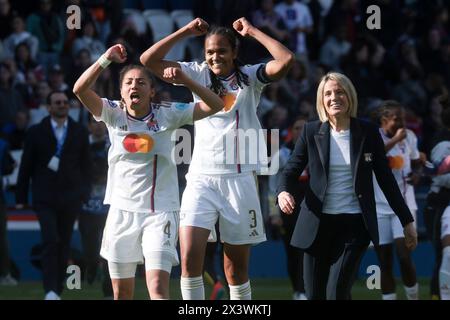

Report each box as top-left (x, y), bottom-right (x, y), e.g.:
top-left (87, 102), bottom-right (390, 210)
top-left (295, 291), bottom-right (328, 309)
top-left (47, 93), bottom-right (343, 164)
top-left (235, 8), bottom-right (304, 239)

top-left (377, 213), bottom-right (406, 245)
top-left (100, 207), bottom-right (179, 270)
top-left (180, 172), bottom-right (266, 245)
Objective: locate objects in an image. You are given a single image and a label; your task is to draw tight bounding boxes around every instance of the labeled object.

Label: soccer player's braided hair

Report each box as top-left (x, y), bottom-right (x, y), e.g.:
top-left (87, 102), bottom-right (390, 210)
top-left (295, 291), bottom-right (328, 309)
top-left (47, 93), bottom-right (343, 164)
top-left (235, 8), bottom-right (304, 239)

top-left (371, 100), bottom-right (404, 125)
top-left (206, 26), bottom-right (250, 96)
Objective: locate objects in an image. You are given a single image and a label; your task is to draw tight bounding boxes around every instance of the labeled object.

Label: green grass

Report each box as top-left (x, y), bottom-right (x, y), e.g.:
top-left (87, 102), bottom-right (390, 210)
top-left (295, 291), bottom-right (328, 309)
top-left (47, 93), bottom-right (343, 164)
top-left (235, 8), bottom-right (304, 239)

top-left (0, 277), bottom-right (433, 300)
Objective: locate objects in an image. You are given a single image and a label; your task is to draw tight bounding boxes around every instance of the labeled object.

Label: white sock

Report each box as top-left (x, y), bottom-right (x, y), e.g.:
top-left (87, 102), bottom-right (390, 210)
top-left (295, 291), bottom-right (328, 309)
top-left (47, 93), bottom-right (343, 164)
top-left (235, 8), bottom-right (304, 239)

top-left (382, 293), bottom-right (397, 300)
top-left (180, 276), bottom-right (205, 300)
top-left (440, 246), bottom-right (450, 300)
top-left (229, 281), bottom-right (251, 300)
top-left (404, 283), bottom-right (419, 300)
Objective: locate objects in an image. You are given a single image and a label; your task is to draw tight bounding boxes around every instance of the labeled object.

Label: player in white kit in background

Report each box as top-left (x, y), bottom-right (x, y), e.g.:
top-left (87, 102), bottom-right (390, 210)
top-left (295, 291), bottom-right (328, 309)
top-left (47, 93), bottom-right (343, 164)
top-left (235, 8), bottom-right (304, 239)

top-left (372, 100), bottom-right (423, 300)
top-left (141, 17), bottom-right (294, 300)
top-left (73, 44), bottom-right (224, 300)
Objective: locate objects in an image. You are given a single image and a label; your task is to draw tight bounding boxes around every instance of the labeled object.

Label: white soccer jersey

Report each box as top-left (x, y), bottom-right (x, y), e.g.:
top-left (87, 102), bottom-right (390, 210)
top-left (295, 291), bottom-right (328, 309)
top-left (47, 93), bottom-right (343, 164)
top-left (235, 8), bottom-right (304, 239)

top-left (178, 61), bottom-right (271, 175)
top-left (374, 128), bottom-right (420, 214)
top-left (95, 98), bottom-right (194, 212)
top-left (274, 1), bottom-right (313, 55)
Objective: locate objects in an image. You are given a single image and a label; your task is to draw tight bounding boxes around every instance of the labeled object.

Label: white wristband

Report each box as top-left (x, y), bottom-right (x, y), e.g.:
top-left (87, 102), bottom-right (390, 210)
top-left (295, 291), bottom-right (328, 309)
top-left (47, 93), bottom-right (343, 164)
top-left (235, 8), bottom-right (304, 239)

top-left (98, 54), bottom-right (112, 69)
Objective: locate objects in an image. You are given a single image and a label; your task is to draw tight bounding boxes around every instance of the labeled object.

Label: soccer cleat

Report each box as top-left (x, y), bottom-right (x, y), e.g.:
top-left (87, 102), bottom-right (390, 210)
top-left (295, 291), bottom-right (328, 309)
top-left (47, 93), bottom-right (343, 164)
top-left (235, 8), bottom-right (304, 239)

top-left (44, 291), bottom-right (61, 300)
top-left (210, 281), bottom-right (226, 300)
top-left (293, 291), bottom-right (308, 300)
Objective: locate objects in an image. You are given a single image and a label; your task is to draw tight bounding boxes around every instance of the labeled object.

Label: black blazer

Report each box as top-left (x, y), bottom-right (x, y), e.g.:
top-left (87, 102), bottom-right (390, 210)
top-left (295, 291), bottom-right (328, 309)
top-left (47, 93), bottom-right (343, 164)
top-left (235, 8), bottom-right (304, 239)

top-left (277, 118), bottom-right (414, 248)
top-left (16, 116), bottom-right (92, 207)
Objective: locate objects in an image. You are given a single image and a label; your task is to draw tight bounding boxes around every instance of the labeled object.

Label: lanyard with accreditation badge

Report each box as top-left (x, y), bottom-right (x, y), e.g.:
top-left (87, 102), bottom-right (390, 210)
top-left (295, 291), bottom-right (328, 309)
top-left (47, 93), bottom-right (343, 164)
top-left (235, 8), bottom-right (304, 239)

top-left (48, 125), bottom-right (67, 172)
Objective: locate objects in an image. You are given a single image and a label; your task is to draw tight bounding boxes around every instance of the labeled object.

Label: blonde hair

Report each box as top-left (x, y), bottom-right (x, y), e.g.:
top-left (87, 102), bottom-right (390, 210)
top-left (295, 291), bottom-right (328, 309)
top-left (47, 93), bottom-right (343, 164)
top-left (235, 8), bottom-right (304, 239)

top-left (316, 72), bottom-right (358, 122)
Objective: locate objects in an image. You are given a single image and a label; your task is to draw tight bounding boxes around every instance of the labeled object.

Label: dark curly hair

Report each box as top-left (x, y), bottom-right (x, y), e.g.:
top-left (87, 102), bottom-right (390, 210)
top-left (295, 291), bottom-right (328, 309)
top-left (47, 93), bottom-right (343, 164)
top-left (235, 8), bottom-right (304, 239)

top-left (205, 26), bottom-right (250, 96)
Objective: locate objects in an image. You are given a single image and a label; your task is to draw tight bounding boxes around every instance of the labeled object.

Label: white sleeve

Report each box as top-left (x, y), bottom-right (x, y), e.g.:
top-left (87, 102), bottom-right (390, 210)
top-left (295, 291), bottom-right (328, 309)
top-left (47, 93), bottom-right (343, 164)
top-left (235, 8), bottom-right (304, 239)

top-left (406, 130), bottom-right (420, 160)
top-left (243, 64), bottom-right (272, 92)
top-left (178, 61), bottom-right (205, 82)
top-left (95, 98), bottom-right (121, 125)
top-left (434, 173), bottom-right (450, 188)
top-left (162, 102), bottom-right (195, 130)
top-left (431, 141), bottom-right (450, 164)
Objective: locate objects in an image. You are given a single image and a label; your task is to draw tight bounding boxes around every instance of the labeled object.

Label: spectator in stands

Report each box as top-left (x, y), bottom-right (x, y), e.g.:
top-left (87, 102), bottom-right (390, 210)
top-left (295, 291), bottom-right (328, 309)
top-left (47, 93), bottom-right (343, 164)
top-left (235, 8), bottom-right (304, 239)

top-left (251, 0), bottom-right (290, 62)
top-left (275, 59), bottom-right (312, 113)
top-left (15, 90), bottom-right (92, 300)
top-left (84, 0), bottom-right (121, 44)
top-left (3, 15), bottom-right (38, 61)
top-left (275, 0), bottom-right (313, 62)
top-left (26, 0), bottom-right (65, 75)
top-left (392, 64), bottom-right (428, 118)
top-left (324, 0), bottom-right (361, 44)
top-left (319, 25), bottom-right (351, 72)
top-left (14, 42), bottom-right (41, 78)
top-left (7, 109), bottom-right (29, 150)
top-left (29, 81), bottom-right (50, 126)
top-left (0, 136), bottom-right (17, 286)
top-left (0, 0), bottom-right (14, 41)
top-left (0, 62), bottom-right (24, 131)
top-left (47, 64), bottom-right (69, 94)
top-left (72, 19), bottom-right (106, 63)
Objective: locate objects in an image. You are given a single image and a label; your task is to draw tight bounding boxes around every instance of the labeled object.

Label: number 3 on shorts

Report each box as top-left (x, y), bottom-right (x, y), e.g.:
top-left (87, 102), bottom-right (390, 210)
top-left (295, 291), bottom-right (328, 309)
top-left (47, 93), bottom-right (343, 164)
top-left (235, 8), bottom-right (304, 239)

top-left (249, 210), bottom-right (257, 228)
top-left (163, 221), bottom-right (171, 238)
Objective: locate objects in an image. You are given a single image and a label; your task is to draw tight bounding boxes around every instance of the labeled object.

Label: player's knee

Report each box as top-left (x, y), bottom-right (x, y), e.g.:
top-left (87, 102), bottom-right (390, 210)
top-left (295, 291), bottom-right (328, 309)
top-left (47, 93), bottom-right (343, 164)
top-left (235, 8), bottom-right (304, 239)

top-left (113, 283), bottom-right (134, 300)
top-left (181, 254), bottom-right (203, 276)
top-left (378, 256), bottom-right (394, 271)
top-left (396, 249), bottom-right (412, 266)
top-left (224, 266), bottom-right (247, 284)
top-left (148, 277), bottom-right (167, 298)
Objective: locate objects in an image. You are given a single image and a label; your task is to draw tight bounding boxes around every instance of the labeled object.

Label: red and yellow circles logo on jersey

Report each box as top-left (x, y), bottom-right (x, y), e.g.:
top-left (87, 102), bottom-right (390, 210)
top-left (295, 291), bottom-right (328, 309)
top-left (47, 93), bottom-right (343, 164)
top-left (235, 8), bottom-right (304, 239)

top-left (123, 134), bottom-right (154, 153)
top-left (222, 93), bottom-right (236, 112)
top-left (387, 155), bottom-right (404, 169)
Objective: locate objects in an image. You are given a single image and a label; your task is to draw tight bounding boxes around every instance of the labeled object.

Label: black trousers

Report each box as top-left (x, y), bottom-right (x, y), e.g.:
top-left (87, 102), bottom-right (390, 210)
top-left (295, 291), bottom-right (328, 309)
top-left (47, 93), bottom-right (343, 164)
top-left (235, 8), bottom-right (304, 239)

top-left (303, 213), bottom-right (371, 300)
top-left (423, 189), bottom-right (450, 297)
top-left (280, 208), bottom-right (305, 294)
top-left (0, 198), bottom-right (11, 276)
top-left (35, 203), bottom-right (79, 295)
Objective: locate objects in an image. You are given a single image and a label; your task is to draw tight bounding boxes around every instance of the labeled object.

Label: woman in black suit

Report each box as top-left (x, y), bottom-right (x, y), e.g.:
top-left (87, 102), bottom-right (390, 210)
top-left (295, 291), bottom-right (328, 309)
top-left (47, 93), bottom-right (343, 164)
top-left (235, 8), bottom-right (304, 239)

top-left (277, 72), bottom-right (417, 300)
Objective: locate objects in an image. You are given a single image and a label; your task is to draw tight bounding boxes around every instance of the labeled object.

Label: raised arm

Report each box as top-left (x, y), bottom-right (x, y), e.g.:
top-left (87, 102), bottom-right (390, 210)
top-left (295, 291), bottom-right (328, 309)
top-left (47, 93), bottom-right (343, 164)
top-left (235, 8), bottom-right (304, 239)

top-left (73, 44), bottom-right (127, 117)
top-left (162, 67), bottom-right (224, 121)
top-left (232, 17), bottom-right (295, 81)
top-left (140, 18), bottom-right (209, 79)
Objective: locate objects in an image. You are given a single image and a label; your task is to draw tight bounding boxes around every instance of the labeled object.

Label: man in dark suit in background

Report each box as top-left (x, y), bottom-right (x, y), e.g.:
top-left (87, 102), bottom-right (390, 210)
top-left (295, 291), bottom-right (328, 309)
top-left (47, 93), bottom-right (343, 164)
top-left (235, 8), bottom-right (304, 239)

top-left (16, 90), bottom-right (91, 300)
